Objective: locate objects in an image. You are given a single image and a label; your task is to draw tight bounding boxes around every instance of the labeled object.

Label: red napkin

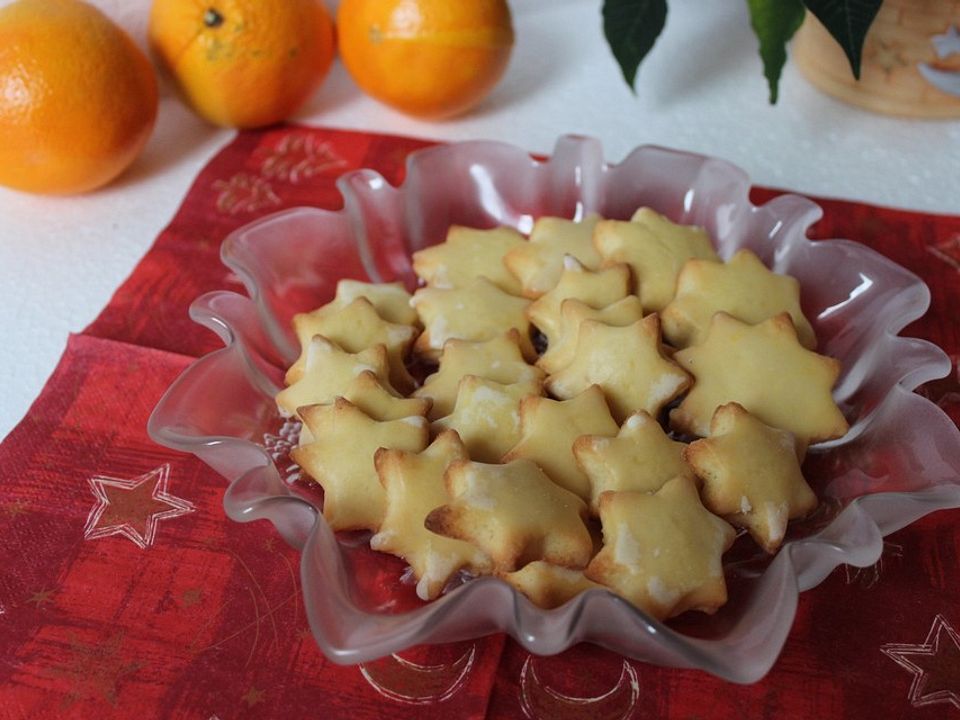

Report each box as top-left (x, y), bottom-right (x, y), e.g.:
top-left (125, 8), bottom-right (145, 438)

top-left (1, 126), bottom-right (958, 719)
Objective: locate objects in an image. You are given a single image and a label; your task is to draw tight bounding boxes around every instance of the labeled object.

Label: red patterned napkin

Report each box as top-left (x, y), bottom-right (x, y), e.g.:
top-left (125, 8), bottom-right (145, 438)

top-left (1, 126), bottom-right (959, 719)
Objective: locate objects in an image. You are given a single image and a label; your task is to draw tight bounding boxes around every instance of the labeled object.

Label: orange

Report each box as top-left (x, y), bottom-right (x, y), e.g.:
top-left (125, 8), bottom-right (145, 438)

top-left (337, 0), bottom-right (514, 118)
top-left (149, 0), bottom-right (335, 129)
top-left (0, 0), bottom-right (158, 195)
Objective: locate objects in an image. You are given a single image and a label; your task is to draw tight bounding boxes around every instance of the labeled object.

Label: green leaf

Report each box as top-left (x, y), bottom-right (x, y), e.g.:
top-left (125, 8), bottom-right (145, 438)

top-left (801, 0), bottom-right (884, 79)
top-left (746, 0), bottom-right (806, 104)
top-left (602, 0), bottom-right (668, 91)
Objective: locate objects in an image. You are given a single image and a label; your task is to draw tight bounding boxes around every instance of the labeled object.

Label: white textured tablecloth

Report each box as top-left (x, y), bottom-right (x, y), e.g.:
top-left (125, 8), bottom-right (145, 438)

top-left (1, 0), bottom-right (958, 440)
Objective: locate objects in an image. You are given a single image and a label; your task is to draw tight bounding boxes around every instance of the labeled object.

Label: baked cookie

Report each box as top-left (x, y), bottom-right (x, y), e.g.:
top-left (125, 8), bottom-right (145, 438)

top-left (593, 207), bottom-right (718, 312)
top-left (661, 249), bottom-right (817, 349)
top-left (431, 376), bottom-right (544, 462)
top-left (536, 296), bottom-right (645, 375)
top-left (683, 403), bottom-right (817, 553)
top-left (574, 410), bottom-right (696, 515)
top-left (585, 477), bottom-right (736, 620)
top-left (330, 279), bottom-right (419, 326)
top-left (371, 431), bottom-right (492, 600)
top-left (276, 212), bottom-right (844, 614)
top-left (502, 385), bottom-right (619, 501)
top-left (526, 256), bottom-right (631, 342)
top-left (501, 561), bottom-right (606, 609)
top-left (341, 371), bottom-right (430, 420)
top-left (545, 315), bottom-right (692, 423)
top-left (412, 225), bottom-right (525, 295)
top-left (414, 330), bottom-right (545, 420)
top-left (296, 370), bottom-right (430, 445)
top-left (276, 337), bottom-right (396, 418)
top-left (670, 313), bottom-right (848, 444)
top-left (286, 297), bottom-right (417, 392)
top-left (292, 398), bottom-right (429, 532)
top-left (411, 277), bottom-right (535, 361)
top-left (503, 215), bottom-right (602, 298)
top-left (425, 458), bottom-right (593, 573)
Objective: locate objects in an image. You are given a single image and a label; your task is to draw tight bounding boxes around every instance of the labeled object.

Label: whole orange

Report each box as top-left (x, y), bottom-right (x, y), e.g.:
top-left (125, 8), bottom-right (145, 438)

top-left (337, 0), bottom-right (514, 118)
top-left (0, 0), bottom-right (158, 195)
top-left (149, 0), bottom-right (335, 129)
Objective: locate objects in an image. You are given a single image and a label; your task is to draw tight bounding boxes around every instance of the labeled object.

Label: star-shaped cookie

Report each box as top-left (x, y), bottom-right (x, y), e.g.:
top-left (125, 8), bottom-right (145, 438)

top-left (502, 561), bottom-right (606, 609)
top-left (503, 215), bottom-right (601, 298)
top-left (574, 410), bottom-right (696, 514)
top-left (545, 315), bottom-right (691, 423)
top-left (412, 225), bottom-right (526, 294)
top-left (275, 336), bottom-right (395, 417)
top-left (593, 207), bottom-right (718, 312)
top-left (585, 477), bottom-right (736, 620)
top-left (526, 257), bottom-right (631, 342)
top-left (414, 330), bottom-right (545, 420)
top-left (502, 385), bottom-right (619, 501)
top-left (536, 296), bottom-right (645, 375)
top-left (683, 403), bottom-right (817, 553)
top-left (411, 277), bottom-right (535, 361)
top-left (670, 312), bottom-right (848, 444)
top-left (432, 376), bottom-right (543, 462)
top-left (425, 458), bottom-right (593, 573)
top-left (342, 371), bottom-right (430, 420)
top-left (331, 279), bottom-right (419, 326)
top-left (291, 398), bottom-right (429, 532)
top-left (296, 370), bottom-right (430, 445)
top-left (371, 431), bottom-right (492, 600)
top-left (287, 297), bottom-right (417, 392)
top-left (661, 249), bottom-right (817, 349)
top-left (288, 280), bottom-right (418, 336)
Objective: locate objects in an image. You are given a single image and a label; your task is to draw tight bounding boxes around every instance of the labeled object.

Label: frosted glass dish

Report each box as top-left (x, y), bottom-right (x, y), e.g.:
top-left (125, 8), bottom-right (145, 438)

top-left (148, 136), bottom-right (960, 683)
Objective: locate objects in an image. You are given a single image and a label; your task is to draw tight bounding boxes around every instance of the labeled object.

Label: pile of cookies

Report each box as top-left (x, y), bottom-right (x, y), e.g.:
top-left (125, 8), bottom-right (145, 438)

top-left (276, 208), bottom-right (849, 621)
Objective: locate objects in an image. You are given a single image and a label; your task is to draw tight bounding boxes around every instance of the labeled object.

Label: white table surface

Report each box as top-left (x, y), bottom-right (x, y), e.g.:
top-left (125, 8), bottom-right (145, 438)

top-left (1, 0), bottom-right (958, 442)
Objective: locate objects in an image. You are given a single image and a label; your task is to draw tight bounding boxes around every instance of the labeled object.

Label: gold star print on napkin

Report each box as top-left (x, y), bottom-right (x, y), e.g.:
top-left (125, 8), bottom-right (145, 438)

top-left (83, 465), bottom-right (195, 550)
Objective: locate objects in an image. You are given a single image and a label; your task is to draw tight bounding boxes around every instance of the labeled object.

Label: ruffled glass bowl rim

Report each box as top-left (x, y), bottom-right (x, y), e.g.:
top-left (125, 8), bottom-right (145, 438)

top-left (148, 135), bottom-right (960, 683)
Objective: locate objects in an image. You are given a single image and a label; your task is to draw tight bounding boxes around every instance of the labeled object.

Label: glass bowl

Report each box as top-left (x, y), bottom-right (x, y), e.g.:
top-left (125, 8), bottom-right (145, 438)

top-left (148, 136), bottom-right (960, 683)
